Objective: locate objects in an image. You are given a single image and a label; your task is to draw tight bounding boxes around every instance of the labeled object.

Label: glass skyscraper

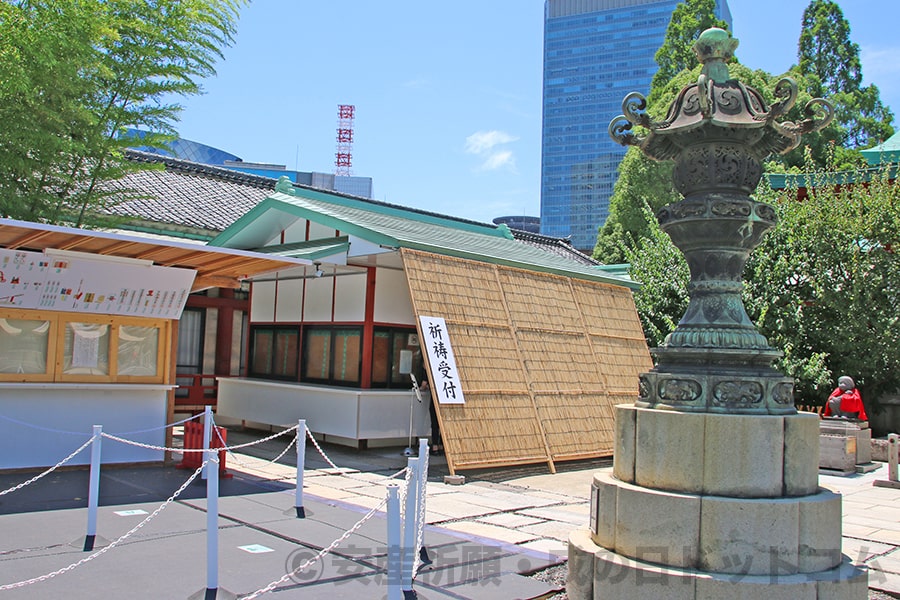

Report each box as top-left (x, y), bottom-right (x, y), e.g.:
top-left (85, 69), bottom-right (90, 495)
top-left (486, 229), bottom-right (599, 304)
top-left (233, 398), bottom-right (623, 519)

top-left (540, 0), bottom-right (732, 253)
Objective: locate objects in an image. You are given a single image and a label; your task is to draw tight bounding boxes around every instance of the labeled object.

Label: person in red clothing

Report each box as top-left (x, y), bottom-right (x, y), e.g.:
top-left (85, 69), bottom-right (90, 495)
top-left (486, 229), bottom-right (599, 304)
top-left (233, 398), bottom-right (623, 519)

top-left (823, 375), bottom-right (867, 420)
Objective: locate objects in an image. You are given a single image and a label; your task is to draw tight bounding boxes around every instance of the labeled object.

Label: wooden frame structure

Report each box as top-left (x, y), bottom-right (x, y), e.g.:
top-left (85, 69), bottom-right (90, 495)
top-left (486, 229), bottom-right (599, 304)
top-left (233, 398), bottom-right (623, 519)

top-left (0, 219), bottom-right (311, 470)
top-left (403, 249), bottom-right (652, 474)
top-left (0, 308), bottom-right (172, 385)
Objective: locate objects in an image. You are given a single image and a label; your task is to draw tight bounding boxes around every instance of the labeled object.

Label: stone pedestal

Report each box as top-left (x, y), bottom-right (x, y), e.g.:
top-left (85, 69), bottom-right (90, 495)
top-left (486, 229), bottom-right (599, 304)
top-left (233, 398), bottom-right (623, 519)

top-left (819, 419), bottom-right (873, 474)
top-left (568, 405), bottom-right (867, 599)
top-left (590, 25), bottom-right (863, 600)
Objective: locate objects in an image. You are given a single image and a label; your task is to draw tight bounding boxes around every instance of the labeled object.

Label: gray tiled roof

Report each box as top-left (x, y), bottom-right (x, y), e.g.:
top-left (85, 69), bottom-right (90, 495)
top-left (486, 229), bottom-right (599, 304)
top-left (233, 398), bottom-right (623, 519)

top-left (104, 150), bottom-right (275, 236)
top-left (511, 229), bottom-right (599, 266)
top-left (110, 151), bottom-right (603, 269)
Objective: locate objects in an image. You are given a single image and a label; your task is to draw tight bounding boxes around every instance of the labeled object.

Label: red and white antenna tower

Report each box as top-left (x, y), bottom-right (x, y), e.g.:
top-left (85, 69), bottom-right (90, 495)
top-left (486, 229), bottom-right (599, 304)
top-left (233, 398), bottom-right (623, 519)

top-left (335, 104), bottom-right (355, 177)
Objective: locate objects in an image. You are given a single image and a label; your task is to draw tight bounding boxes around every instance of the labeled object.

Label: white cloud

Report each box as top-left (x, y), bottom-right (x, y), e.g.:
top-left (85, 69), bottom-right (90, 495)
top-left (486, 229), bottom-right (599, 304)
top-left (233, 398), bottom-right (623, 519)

top-left (478, 150), bottom-right (515, 172)
top-left (464, 130), bottom-right (519, 172)
top-left (464, 130), bottom-right (518, 155)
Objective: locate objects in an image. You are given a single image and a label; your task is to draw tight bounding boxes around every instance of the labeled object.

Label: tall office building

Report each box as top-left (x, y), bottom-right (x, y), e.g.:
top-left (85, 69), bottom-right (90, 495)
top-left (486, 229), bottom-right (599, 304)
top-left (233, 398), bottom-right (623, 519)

top-left (540, 0), bottom-right (731, 253)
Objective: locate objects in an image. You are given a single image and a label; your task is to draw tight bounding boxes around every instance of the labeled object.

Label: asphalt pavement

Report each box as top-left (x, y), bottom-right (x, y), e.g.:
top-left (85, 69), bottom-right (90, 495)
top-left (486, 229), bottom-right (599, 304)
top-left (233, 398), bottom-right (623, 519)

top-left (0, 425), bottom-right (898, 599)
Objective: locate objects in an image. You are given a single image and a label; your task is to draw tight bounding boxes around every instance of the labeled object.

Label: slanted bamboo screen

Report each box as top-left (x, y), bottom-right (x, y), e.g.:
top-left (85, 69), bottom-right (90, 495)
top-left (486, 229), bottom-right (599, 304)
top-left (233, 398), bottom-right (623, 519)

top-left (401, 248), bottom-right (652, 474)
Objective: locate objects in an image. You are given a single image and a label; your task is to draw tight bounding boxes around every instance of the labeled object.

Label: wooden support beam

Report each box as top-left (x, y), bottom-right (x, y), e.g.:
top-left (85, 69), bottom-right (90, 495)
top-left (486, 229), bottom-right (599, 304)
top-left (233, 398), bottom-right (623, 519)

top-left (192, 274), bottom-right (241, 291)
top-left (6, 230), bottom-right (54, 250)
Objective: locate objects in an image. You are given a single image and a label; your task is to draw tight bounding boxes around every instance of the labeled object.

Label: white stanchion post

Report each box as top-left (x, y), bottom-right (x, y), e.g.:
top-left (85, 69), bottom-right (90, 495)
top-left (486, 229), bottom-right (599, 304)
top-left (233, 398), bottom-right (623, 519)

top-left (416, 438), bottom-right (430, 565)
top-left (201, 405), bottom-right (212, 480)
top-left (875, 433), bottom-right (899, 490)
top-left (295, 419), bottom-right (306, 518)
top-left (889, 433), bottom-right (899, 482)
top-left (386, 484), bottom-right (402, 600)
top-left (84, 425), bottom-right (102, 551)
top-left (206, 448), bottom-right (220, 597)
top-left (401, 456), bottom-right (419, 593)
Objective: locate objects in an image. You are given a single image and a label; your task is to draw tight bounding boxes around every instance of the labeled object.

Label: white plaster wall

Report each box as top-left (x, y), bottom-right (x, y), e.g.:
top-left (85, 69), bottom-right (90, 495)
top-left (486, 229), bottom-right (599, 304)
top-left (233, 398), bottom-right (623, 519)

top-left (333, 273), bottom-right (367, 322)
top-left (303, 278), bottom-right (333, 322)
top-left (275, 278), bottom-right (304, 322)
top-left (282, 218), bottom-right (309, 244)
top-left (250, 281), bottom-right (276, 322)
top-left (374, 268), bottom-right (415, 325)
top-left (217, 378), bottom-right (429, 440)
top-left (0, 384), bottom-right (171, 469)
top-left (308, 222), bottom-right (338, 241)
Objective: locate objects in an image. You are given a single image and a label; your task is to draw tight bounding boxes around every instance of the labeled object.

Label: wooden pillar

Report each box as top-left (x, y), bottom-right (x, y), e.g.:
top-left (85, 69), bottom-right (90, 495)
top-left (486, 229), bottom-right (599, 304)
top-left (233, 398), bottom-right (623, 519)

top-left (214, 289), bottom-right (234, 376)
top-left (165, 319), bottom-right (178, 465)
top-left (360, 267), bottom-right (376, 388)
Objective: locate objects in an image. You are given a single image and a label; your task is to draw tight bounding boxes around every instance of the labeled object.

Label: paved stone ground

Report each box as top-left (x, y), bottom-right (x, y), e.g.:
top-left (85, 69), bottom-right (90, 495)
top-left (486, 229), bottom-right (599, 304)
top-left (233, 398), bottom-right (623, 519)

top-left (1, 424), bottom-right (897, 598)
top-left (530, 563), bottom-right (900, 599)
top-left (226, 426), bottom-right (900, 598)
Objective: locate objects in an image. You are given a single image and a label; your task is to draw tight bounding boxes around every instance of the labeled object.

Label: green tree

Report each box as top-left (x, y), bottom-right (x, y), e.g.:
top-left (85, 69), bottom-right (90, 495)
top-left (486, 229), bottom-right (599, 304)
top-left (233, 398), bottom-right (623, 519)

top-left (0, 0), bottom-right (108, 222)
top-left (0, 0), bottom-right (244, 226)
top-left (594, 1), bottom-right (727, 264)
top-left (593, 147), bottom-right (678, 264)
top-left (745, 168), bottom-right (900, 408)
top-left (594, 64), bottom-right (773, 263)
top-left (798, 0), bottom-right (860, 97)
top-left (797, 0), bottom-right (893, 150)
top-left (624, 205), bottom-right (689, 348)
top-left (764, 65), bottom-right (866, 173)
top-left (650, 0), bottom-right (729, 98)
top-left (597, 1), bottom-right (896, 265)
top-left (622, 160), bottom-right (900, 409)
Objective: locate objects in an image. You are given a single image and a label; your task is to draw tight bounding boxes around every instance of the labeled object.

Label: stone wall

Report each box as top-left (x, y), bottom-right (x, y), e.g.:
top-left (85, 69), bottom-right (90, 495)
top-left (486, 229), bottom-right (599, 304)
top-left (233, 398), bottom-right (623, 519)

top-left (869, 395), bottom-right (900, 438)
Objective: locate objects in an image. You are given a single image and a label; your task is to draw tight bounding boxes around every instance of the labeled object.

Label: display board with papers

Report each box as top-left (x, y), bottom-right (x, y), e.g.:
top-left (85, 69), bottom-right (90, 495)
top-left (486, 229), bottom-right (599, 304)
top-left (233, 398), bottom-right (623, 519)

top-left (0, 249), bottom-right (195, 319)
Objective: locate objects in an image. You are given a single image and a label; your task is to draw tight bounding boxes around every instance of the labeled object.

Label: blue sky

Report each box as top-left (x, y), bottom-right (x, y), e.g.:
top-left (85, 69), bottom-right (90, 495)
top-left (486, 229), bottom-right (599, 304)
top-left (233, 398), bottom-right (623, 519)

top-left (171, 1), bottom-right (900, 225)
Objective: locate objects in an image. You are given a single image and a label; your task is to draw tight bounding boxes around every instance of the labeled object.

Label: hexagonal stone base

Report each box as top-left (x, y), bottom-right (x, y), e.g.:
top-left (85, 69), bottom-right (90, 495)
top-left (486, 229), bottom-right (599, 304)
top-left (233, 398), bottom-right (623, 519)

top-left (568, 531), bottom-right (867, 600)
top-left (589, 472), bottom-right (842, 574)
top-left (613, 405), bottom-right (819, 497)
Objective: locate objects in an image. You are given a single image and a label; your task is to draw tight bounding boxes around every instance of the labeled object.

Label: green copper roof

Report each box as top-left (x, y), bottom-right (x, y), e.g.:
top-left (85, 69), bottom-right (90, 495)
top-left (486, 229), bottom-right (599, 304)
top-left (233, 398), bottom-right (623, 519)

top-left (594, 263), bottom-right (632, 280)
top-left (210, 187), bottom-right (638, 289)
top-left (861, 131), bottom-right (900, 165)
top-left (766, 164), bottom-right (898, 190)
top-left (251, 237), bottom-right (351, 261)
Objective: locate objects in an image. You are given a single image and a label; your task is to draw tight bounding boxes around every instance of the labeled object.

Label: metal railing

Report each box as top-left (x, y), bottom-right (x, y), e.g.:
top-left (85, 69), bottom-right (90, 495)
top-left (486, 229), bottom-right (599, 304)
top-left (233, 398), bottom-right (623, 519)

top-left (174, 373), bottom-right (223, 410)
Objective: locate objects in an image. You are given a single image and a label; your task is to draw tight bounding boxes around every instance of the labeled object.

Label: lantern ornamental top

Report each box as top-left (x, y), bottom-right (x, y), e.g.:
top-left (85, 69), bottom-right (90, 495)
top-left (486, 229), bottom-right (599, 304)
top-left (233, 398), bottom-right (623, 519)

top-left (609, 28), bottom-right (833, 163)
top-left (694, 27), bottom-right (737, 83)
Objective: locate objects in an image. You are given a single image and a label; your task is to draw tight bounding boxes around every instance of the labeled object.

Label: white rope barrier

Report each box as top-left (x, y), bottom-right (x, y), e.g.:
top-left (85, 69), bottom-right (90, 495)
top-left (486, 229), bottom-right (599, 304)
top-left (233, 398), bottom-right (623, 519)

top-left (304, 425), bottom-right (409, 487)
top-left (100, 424), bottom-right (299, 454)
top-left (386, 466), bottom-right (410, 480)
top-left (110, 412), bottom-right (203, 435)
top-left (0, 459), bottom-right (208, 591)
top-left (1, 417), bottom-right (426, 597)
top-left (0, 414), bottom-right (96, 436)
top-left (400, 459), bottom-right (414, 514)
top-left (104, 422), bottom-right (407, 496)
top-left (0, 412), bottom-right (202, 436)
top-left (386, 484), bottom-right (402, 600)
top-left (241, 496), bottom-right (389, 600)
top-left (218, 425), bottom-right (300, 451)
top-left (0, 435), bottom-right (96, 497)
top-left (303, 425), bottom-right (341, 470)
top-left (211, 419), bottom-right (298, 470)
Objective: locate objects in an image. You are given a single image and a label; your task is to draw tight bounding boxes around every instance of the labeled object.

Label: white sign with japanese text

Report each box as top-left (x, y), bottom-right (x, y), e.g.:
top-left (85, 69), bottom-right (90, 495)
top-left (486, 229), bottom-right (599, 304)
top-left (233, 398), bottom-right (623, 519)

top-left (0, 248), bottom-right (195, 319)
top-left (419, 315), bottom-right (465, 405)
